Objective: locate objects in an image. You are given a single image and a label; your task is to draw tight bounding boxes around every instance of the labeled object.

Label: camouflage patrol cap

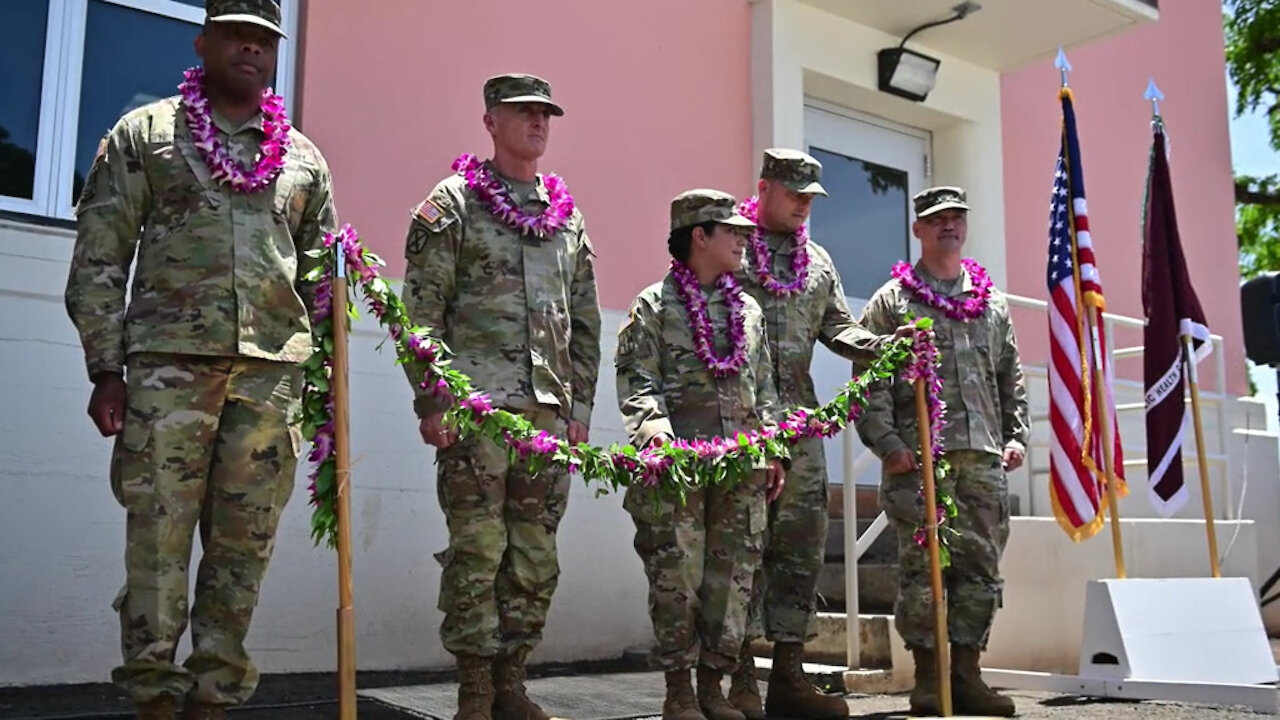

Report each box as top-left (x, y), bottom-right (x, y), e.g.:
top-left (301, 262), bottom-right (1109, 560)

top-left (913, 186), bottom-right (969, 217)
top-left (484, 73), bottom-right (565, 116)
top-left (205, 0), bottom-right (285, 38)
top-left (670, 189), bottom-right (756, 232)
top-left (760, 148), bottom-right (827, 196)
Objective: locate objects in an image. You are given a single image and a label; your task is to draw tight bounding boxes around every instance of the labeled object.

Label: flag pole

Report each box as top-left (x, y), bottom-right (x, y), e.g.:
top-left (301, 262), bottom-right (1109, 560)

top-left (333, 250), bottom-right (358, 719)
top-left (914, 378), bottom-right (952, 716)
top-left (1059, 46), bottom-right (1125, 577)
top-left (1087, 313), bottom-right (1126, 579)
top-left (1182, 333), bottom-right (1221, 578)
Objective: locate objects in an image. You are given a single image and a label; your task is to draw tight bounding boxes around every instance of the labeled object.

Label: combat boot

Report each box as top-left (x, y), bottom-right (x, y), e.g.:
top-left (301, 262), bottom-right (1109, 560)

top-left (663, 669), bottom-right (707, 720)
top-left (180, 699), bottom-right (225, 720)
top-left (908, 647), bottom-right (940, 716)
top-left (726, 646), bottom-right (765, 720)
top-left (764, 642), bottom-right (848, 719)
top-left (455, 654), bottom-right (497, 720)
top-left (492, 648), bottom-right (566, 720)
top-left (696, 666), bottom-right (745, 720)
top-left (134, 696), bottom-right (177, 720)
top-left (951, 645), bottom-right (1015, 717)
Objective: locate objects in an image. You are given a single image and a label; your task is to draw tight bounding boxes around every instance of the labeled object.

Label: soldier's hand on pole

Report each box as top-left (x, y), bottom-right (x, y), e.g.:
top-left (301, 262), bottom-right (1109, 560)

top-left (419, 412), bottom-right (459, 449)
top-left (567, 420), bottom-right (590, 445)
top-left (88, 373), bottom-right (126, 437)
top-left (882, 447), bottom-right (919, 475)
top-left (765, 459), bottom-right (786, 502)
top-left (892, 323), bottom-right (919, 341)
top-left (1002, 445), bottom-right (1025, 472)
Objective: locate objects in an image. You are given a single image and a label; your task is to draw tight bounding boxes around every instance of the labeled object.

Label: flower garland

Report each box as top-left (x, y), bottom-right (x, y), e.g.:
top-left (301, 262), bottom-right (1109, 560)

top-left (301, 223), bottom-right (953, 567)
top-left (891, 257), bottom-right (992, 322)
top-left (736, 196), bottom-right (810, 296)
top-left (451, 153), bottom-right (574, 238)
top-left (669, 260), bottom-right (749, 377)
top-left (900, 321), bottom-right (959, 565)
top-left (178, 67), bottom-right (290, 193)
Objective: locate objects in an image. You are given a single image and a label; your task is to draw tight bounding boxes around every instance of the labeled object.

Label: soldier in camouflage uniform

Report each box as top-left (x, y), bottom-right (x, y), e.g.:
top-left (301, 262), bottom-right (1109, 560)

top-left (618, 189), bottom-right (787, 720)
top-left (854, 187), bottom-right (1030, 717)
top-left (401, 74), bottom-right (601, 720)
top-left (732, 149), bottom-right (913, 720)
top-left (63, 3), bottom-right (336, 719)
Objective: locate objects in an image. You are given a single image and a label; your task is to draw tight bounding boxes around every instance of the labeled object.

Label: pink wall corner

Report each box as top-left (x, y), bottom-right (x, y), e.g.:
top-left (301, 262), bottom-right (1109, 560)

top-left (1000, 2), bottom-right (1245, 395)
top-left (295, 0), bottom-right (753, 312)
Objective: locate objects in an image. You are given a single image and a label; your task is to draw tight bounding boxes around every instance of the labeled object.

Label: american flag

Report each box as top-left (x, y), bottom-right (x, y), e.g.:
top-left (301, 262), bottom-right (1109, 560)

top-left (1046, 88), bottom-right (1127, 542)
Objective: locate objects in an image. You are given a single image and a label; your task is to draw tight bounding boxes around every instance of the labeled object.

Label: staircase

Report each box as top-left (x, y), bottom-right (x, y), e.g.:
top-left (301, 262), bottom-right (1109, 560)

top-left (746, 483), bottom-right (912, 694)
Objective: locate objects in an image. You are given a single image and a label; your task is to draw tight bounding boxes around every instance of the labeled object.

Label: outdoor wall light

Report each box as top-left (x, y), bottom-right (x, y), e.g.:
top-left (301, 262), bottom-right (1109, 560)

top-left (877, 1), bottom-right (981, 103)
top-left (877, 47), bottom-right (942, 102)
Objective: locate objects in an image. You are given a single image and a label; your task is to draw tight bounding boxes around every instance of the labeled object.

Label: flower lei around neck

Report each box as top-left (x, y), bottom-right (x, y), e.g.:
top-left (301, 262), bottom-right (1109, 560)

top-left (736, 196), bottom-right (810, 296)
top-left (452, 153), bottom-right (574, 238)
top-left (891, 257), bottom-right (992, 321)
top-left (178, 67), bottom-right (290, 194)
top-left (669, 260), bottom-right (749, 377)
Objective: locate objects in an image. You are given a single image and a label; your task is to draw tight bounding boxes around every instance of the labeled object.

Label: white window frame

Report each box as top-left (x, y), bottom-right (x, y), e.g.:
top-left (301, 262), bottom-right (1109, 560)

top-left (0, 0), bottom-right (298, 221)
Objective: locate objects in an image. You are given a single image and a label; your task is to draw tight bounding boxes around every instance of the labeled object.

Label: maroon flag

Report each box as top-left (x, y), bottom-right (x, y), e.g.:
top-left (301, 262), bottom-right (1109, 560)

top-left (1142, 122), bottom-right (1211, 517)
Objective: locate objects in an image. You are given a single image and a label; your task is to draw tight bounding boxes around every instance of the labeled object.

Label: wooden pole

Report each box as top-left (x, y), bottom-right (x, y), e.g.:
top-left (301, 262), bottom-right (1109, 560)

top-left (914, 379), bottom-right (952, 717)
top-left (333, 257), bottom-right (358, 719)
top-left (1182, 334), bottom-right (1221, 578)
top-left (1085, 311), bottom-right (1126, 579)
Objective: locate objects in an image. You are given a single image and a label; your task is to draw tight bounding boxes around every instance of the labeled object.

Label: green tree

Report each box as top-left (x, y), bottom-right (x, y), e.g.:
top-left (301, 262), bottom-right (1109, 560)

top-left (1225, 0), bottom-right (1280, 279)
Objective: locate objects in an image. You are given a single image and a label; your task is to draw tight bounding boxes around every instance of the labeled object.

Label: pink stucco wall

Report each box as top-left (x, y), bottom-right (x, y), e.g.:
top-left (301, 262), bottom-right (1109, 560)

top-left (294, 0), bottom-right (753, 311)
top-left (1000, 2), bottom-right (1245, 394)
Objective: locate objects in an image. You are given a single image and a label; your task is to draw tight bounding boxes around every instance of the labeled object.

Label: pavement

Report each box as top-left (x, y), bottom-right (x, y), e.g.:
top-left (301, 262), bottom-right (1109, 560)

top-left (2, 661), bottom-right (1276, 720)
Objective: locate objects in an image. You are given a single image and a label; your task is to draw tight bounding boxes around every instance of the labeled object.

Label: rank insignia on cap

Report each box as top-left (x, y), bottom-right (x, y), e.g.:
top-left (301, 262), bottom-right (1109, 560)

top-left (415, 198), bottom-right (444, 224)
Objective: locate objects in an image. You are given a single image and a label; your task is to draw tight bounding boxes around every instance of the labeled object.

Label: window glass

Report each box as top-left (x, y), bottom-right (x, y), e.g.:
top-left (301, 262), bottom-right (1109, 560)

top-left (807, 146), bottom-right (911, 299)
top-left (73, 0), bottom-right (199, 201)
top-left (0, 1), bottom-right (50, 200)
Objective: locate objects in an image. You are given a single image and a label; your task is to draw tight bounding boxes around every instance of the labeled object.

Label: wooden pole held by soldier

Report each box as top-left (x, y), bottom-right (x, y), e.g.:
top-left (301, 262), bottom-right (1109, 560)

top-left (914, 379), bottom-right (952, 717)
top-left (333, 255), bottom-right (358, 719)
top-left (1085, 312), bottom-right (1126, 579)
top-left (1182, 333), bottom-right (1221, 578)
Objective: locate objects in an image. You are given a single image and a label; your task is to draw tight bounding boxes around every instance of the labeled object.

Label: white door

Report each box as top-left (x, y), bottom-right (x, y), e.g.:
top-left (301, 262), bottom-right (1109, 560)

top-left (802, 102), bottom-right (931, 486)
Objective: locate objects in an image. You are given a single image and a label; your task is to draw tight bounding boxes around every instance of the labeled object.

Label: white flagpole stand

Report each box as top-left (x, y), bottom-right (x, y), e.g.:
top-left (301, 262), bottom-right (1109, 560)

top-left (982, 70), bottom-right (1279, 716)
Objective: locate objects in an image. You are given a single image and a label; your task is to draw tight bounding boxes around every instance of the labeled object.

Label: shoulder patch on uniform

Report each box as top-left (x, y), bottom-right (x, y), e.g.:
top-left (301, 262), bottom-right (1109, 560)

top-left (415, 198), bottom-right (445, 224)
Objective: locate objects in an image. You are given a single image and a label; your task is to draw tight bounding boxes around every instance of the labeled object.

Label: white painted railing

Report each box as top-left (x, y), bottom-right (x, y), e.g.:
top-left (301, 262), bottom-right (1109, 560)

top-left (839, 294), bottom-right (1233, 670)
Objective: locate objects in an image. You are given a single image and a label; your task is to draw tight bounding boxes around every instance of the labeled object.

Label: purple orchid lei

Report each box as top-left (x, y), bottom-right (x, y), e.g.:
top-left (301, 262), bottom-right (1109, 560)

top-left (178, 67), bottom-right (290, 194)
top-left (891, 257), bottom-right (992, 321)
top-left (899, 322), bottom-right (958, 562)
top-left (736, 196), bottom-right (810, 297)
top-left (300, 223), bottom-right (949, 555)
top-left (451, 153), bottom-right (574, 238)
top-left (669, 260), bottom-right (750, 377)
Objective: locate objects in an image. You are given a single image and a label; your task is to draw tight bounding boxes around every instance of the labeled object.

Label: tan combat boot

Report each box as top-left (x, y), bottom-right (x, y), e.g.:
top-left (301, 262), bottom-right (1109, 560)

top-left (726, 645), bottom-right (765, 720)
top-left (134, 696), bottom-right (177, 720)
top-left (763, 642), bottom-right (848, 719)
top-left (663, 669), bottom-right (708, 720)
top-left (908, 647), bottom-right (940, 716)
top-left (951, 645), bottom-right (1015, 717)
top-left (492, 648), bottom-right (566, 720)
top-left (180, 699), bottom-right (226, 720)
top-left (456, 654), bottom-right (497, 720)
top-left (696, 666), bottom-right (745, 720)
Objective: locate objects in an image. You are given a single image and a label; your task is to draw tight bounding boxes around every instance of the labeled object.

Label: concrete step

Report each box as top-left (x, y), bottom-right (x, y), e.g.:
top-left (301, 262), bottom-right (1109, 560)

top-left (748, 612), bottom-right (894, 669)
top-left (815, 562), bottom-right (898, 613)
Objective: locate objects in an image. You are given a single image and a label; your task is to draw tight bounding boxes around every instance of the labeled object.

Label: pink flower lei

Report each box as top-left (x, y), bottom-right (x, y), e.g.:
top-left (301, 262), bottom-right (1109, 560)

top-left (891, 257), bottom-right (992, 321)
top-left (670, 260), bottom-right (750, 377)
top-left (452, 153), bottom-right (575, 238)
top-left (178, 67), bottom-right (290, 194)
top-left (736, 196), bottom-right (810, 296)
